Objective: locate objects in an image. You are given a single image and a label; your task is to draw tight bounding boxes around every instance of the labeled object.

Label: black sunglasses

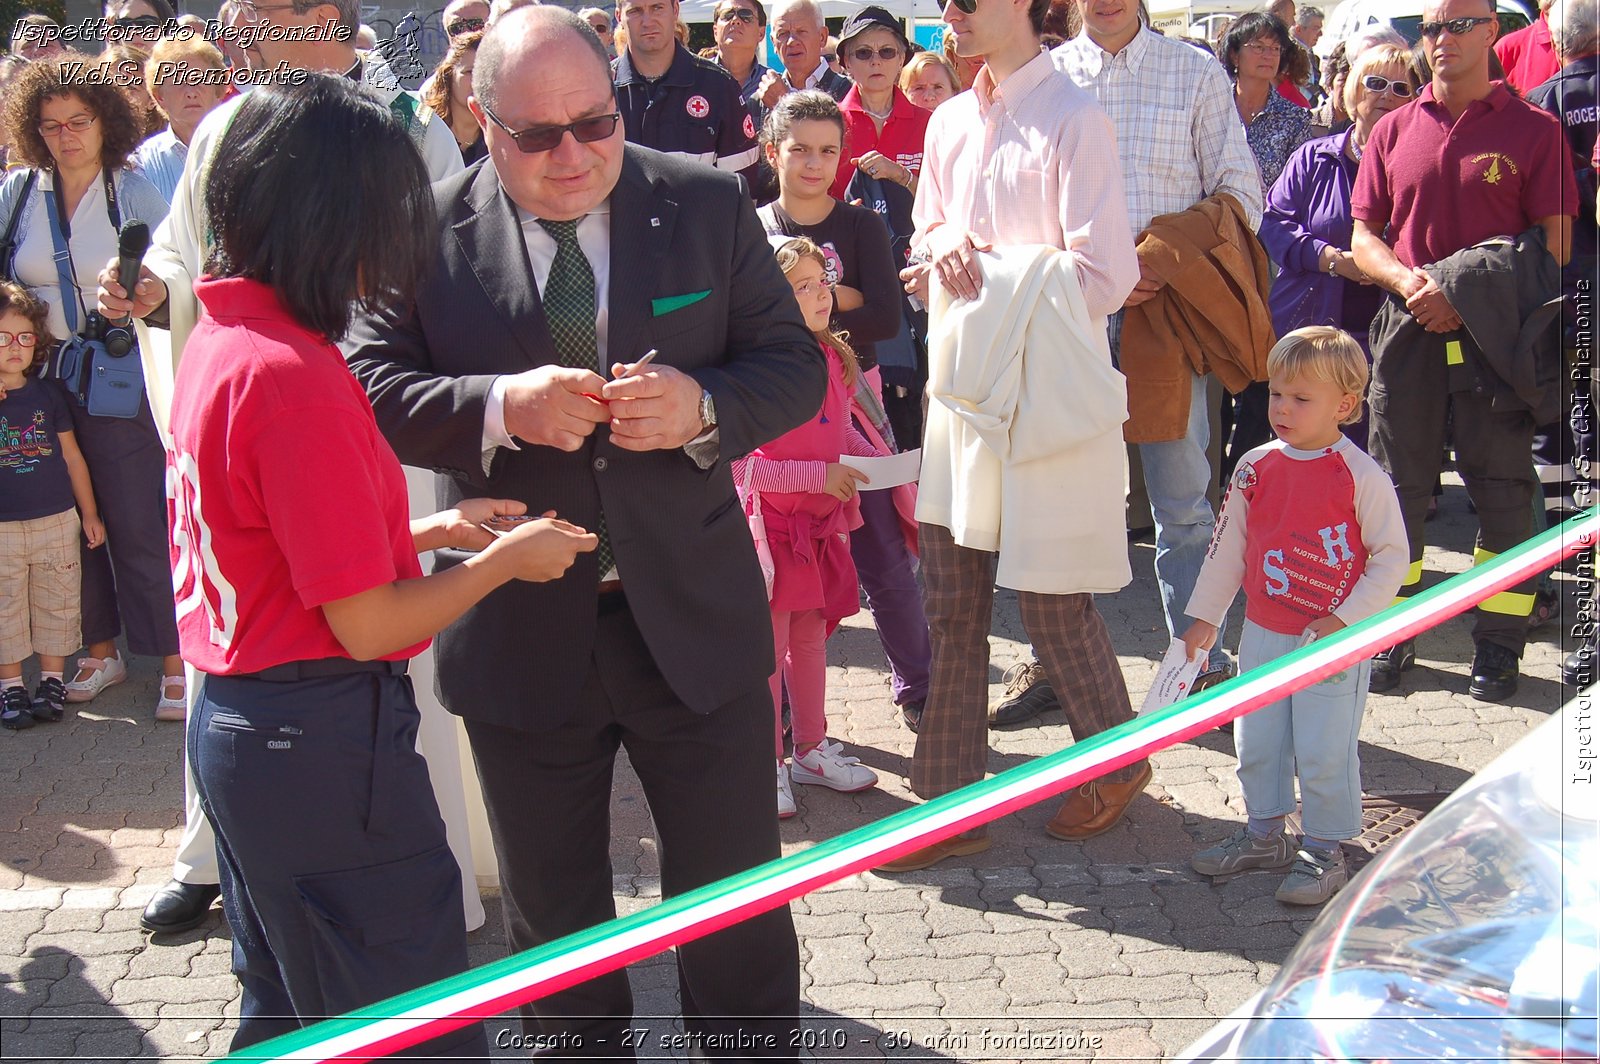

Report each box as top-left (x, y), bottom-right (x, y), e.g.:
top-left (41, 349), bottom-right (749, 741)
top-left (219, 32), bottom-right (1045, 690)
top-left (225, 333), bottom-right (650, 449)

top-left (447, 16), bottom-right (486, 34)
top-left (1419, 15), bottom-right (1494, 37)
top-left (1360, 74), bottom-right (1415, 97)
top-left (950, 0), bottom-right (977, 12)
top-left (717, 8), bottom-right (757, 23)
top-left (480, 102), bottom-right (621, 154)
top-left (849, 44), bottom-right (901, 62)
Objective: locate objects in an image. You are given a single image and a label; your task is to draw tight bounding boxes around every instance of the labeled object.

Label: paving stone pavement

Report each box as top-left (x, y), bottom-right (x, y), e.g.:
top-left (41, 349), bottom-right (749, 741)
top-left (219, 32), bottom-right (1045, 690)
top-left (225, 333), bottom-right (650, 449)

top-left (0, 477), bottom-right (1583, 1063)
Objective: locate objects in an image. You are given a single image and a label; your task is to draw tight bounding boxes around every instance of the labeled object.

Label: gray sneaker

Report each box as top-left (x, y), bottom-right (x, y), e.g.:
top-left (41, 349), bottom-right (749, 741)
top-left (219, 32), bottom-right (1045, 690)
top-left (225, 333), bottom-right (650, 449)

top-left (1191, 828), bottom-right (1296, 876)
top-left (1275, 846), bottom-right (1349, 905)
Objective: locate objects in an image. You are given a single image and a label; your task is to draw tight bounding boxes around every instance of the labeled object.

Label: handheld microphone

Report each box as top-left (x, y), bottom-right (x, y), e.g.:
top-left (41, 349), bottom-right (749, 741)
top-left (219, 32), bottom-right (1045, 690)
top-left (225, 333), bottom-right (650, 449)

top-left (114, 220), bottom-right (151, 328)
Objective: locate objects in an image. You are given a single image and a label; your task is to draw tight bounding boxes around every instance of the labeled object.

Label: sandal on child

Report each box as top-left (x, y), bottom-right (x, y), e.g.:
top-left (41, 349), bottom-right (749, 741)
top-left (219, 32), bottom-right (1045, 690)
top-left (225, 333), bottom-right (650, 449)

top-left (1, 686), bottom-right (35, 730)
top-left (155, 676), bottom-right (187, 722)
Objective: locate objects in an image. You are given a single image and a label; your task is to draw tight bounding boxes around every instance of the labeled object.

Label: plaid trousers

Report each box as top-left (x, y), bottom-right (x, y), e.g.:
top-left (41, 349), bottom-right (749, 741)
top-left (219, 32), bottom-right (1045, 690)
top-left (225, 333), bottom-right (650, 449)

top-left (910, 523), bottom-right (1136, 808)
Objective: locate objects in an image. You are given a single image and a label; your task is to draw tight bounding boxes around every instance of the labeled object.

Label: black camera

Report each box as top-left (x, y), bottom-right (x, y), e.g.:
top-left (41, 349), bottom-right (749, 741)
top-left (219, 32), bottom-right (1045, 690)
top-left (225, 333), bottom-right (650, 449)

top-left (84, 310), bottom-right (135, 357)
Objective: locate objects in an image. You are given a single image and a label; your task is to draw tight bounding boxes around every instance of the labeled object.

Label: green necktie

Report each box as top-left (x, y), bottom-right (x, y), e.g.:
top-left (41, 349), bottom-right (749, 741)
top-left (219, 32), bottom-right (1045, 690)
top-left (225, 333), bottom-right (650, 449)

top-left (538, 218), bottom-right (613, 579)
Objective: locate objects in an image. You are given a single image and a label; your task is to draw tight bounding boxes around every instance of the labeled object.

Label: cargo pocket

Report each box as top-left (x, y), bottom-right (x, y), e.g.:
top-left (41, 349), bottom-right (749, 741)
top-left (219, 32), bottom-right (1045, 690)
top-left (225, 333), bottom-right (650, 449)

top-left (292, 843), bottom-right (465, 1017)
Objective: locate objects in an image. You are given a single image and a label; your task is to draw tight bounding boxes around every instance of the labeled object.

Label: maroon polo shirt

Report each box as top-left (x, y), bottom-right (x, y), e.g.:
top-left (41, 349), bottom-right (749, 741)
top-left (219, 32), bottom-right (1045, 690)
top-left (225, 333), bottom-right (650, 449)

top-left (1352, 81), bottom-right (1576, 269)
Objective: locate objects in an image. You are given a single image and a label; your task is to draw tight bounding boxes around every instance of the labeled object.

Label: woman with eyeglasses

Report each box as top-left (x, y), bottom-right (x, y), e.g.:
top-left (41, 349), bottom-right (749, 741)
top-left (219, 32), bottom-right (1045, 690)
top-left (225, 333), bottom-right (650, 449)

top-left (1257, 44), bottom-right (1420, 449)
top-left (1222, 11), bottom-right (1312, 189)
top-left (832, 6), bottom-right (929, 200)
top-left (0, 61), bottom-right (180, 723)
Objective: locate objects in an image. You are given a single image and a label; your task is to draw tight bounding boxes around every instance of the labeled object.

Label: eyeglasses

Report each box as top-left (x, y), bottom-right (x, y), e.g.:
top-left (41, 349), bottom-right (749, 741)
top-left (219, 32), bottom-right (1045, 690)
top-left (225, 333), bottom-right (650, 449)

top-left (1419, 15), bottom-right (1494, 37)
top-left (480, 102), bottom-right (621, 154)
top-left (791, 279), bottom-right (833, 300)
top-left (717, 8), bottom-right (757, 23)
top-left (234, 0), bottom-right (302, 19)
top-left (447, 16), bottom-right (486, 34)
top-left (1242, 40), bottom-right (1283, 55)
top-left (950, 0), bottom-right (977, 13)
top-left (0, 331), bottom-right (39, 348)
top-left (849, 44), bottom-right (901, 63)
top-left (38, 113), bottom-right (96, 137)
top-left (1360, 74), bottom-right (1415, 97)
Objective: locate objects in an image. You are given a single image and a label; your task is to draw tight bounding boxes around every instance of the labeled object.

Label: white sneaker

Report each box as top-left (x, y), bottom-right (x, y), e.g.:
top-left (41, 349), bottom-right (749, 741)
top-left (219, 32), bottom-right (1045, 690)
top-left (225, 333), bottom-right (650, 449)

top-left (790, 739), bottom-right (878, 792)
top-left (64, 654), bottom-right (128, 703)
top-left (776, 761), bottom-right (796, 819)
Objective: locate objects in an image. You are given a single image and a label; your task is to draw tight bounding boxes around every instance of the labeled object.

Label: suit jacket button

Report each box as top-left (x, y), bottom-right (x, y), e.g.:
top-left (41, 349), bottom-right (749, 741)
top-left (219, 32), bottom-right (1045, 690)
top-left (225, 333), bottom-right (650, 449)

top-left (594, 457), bottom-right (609, 472)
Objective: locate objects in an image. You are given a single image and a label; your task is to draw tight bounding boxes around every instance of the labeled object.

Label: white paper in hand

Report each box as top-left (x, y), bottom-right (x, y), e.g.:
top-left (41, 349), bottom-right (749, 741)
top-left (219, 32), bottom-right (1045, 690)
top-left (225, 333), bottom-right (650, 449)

top-left (1137, 638), bottom-right (1206, 716)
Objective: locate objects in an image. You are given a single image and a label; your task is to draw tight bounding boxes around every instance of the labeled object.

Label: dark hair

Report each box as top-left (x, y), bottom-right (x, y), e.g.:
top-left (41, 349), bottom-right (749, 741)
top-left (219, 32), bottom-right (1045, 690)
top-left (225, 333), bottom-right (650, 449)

top-left (422, 28), bottom-right (482, 127)
top-left (106, 0), bottom-right (178, 22)
top-left (1028, 0), bottom-right (1049, 34)
top-left (761, 87), bottom-right (844, 148)
top-left (0, 59), bottom-right (146, 172)
top-left (1222, 11), bottom-right (1295, 77)
top-left (203, 75), bottom-right (438, 340)
top-left (0, 282), bottom-right (57, 376)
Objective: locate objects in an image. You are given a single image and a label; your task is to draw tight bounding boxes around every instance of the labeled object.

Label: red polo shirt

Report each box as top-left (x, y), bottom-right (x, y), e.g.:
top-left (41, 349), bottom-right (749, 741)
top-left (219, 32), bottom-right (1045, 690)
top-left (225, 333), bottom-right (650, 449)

top-left (1494, 14), bottom-right (1559, 94)
top-left (1351, 81), bottom-right (1576, 269)
top-left (830, 86), bottom-right (932, 200)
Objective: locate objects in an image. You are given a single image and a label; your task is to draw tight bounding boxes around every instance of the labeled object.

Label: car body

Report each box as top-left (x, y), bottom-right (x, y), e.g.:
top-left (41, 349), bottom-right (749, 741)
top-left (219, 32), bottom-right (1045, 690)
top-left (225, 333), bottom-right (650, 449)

top-left (1175, 693), bottom-right (1598, 1063)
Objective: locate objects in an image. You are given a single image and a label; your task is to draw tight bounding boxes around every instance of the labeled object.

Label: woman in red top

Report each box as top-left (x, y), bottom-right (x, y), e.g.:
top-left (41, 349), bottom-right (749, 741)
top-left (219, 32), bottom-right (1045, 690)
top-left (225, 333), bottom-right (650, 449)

top-left (829, 6), bottom-right (930, 200)
top-left (166, 76), bottom-right (594, 1055)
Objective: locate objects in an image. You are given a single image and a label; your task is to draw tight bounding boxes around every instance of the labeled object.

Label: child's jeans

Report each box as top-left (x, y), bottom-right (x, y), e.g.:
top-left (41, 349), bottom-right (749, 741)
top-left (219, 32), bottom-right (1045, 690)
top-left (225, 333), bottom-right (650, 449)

top-left (0, 510), bottom-right (82, 664)
top-left (770, 607), bottom-right (829, 758)
top-left (1234, 618), bottom-right (1370, 841)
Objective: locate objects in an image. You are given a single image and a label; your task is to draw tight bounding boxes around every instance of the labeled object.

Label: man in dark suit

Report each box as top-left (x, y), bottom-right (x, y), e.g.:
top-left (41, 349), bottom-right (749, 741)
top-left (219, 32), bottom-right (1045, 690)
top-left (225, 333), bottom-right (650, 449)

top-left (342, 6), bottom-right (822, 1054)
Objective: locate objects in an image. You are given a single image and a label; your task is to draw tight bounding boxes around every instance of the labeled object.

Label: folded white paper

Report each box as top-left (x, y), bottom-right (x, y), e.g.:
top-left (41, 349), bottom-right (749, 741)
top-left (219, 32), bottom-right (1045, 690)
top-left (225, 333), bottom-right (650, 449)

top-left (839, 448), bottom-right (921, 490)
top-left (1137, 638), bottom-right (1206, 716)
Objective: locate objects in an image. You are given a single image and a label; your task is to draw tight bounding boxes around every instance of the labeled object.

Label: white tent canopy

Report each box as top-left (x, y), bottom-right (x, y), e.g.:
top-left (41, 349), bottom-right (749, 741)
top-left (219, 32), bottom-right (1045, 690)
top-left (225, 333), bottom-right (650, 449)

top-left (676, 0), bottom-right (948, 21)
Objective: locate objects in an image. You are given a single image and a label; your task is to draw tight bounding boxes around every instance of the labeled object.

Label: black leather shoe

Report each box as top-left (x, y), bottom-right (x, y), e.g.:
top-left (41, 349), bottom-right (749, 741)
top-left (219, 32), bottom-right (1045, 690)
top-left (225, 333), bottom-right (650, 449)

top-left (1369, 639), bottom-right (1415, 694)
top-left (1564, 639), bottom-right (1597, 688)
top-left (900, 699), bottom-right (924, 733)
top-left (141, 879), bottom-right (220, 933)
top-left (1468, 641), bottom-right (1520, 703)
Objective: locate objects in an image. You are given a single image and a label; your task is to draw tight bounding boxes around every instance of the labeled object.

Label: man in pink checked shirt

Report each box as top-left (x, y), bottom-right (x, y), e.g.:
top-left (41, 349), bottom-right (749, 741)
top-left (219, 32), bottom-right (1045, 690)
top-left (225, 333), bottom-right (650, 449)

top-left (876, 0), bottom-right (1142, 873)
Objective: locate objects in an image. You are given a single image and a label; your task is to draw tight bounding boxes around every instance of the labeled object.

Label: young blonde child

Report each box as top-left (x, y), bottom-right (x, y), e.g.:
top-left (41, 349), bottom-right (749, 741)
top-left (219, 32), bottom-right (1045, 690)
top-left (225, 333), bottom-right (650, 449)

top-left (0, 282), bottom-right (104, 729)
top-left (734, 237), bottom-right (882, 818)
top-left (1181, 326), bottom-right (1407, 904)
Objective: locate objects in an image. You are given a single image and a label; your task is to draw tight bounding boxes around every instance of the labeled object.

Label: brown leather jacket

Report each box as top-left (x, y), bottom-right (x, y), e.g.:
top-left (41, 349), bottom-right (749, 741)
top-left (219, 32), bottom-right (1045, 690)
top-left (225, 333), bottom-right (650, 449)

top-left (1121, 193), bottom-right (1276, 443)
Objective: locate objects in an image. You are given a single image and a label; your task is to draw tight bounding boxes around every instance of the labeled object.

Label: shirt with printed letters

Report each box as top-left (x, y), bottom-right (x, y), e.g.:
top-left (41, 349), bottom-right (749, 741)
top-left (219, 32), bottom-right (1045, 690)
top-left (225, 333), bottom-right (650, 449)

top-left (1186, 436), bottom-right (1408, 636)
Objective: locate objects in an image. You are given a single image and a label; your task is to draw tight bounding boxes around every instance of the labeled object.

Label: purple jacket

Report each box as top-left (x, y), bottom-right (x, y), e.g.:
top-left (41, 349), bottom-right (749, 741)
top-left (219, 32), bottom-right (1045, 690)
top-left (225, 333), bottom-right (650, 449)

top-left (1258, 129), bottom-right (1381, 340)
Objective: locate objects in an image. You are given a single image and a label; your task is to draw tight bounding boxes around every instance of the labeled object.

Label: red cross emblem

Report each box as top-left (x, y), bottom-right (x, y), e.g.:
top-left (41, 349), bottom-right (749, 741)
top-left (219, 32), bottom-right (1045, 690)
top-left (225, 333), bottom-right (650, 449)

top-left (686, 95), bottom-right (710, 118)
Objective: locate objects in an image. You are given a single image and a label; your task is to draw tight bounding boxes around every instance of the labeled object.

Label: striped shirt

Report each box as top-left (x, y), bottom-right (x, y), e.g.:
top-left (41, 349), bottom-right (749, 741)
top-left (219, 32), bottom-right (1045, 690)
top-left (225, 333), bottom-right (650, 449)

top-left (1052, 27), bottom-right (1263, 233)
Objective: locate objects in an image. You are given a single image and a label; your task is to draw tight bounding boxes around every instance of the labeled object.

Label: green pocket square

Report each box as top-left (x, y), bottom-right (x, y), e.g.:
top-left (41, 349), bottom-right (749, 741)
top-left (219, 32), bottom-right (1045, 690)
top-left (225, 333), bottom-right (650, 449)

top-left (652, 290), bottom-right (711, 316)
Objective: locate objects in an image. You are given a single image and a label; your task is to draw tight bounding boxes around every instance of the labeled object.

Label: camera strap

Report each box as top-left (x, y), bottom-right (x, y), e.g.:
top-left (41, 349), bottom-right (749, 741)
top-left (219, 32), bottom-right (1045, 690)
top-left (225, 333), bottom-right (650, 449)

top-left (44, 169), bottom-right (120, 337)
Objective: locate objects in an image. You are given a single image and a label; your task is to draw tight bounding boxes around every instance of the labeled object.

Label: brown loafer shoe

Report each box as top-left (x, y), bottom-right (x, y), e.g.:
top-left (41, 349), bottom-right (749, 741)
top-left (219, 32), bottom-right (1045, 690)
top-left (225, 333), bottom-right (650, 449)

top-left (1044, 759), bottom-right (1153, 841)
top-left (872, 832), bottom-right (992, 873)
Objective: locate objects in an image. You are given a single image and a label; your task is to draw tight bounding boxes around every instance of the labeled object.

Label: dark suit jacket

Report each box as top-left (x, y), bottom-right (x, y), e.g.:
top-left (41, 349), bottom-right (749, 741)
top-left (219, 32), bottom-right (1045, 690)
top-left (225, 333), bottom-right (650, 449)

top-left (343, 146), bottom-right (825, 731)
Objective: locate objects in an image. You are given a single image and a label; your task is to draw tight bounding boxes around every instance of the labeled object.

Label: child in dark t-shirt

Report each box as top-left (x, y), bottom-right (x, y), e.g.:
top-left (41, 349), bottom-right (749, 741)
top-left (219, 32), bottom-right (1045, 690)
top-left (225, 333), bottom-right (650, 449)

top-left (0, 283), bottom-right (103, 729)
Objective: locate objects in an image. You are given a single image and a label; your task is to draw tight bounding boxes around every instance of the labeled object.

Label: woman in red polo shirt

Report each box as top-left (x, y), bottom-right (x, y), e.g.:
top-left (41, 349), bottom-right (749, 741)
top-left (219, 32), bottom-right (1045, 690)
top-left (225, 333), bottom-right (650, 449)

top-left (829, 6), bottom-right (930, 201)
top-left (166, 75), bottom-right (594, 1055)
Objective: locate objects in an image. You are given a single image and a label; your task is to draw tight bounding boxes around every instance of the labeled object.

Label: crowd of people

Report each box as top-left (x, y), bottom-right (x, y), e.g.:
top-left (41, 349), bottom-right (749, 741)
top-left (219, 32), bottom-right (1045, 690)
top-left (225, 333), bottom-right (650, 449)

top-left (0, 0), bottom-right (1591, 1054)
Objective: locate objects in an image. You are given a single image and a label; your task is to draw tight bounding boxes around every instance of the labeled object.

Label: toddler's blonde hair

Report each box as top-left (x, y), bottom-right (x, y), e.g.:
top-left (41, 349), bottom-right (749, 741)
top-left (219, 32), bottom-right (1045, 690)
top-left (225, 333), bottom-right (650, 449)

top-left (1266, 325), bottom-right (1368, 426)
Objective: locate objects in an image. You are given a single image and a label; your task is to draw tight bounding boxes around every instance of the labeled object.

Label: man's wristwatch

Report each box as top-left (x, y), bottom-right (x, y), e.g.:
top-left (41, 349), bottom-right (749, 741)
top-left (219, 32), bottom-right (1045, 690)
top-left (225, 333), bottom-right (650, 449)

top-left (698, 388), bottom-right (717, 432)
top-left (1327, 252), bottom-right (1340, 275)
